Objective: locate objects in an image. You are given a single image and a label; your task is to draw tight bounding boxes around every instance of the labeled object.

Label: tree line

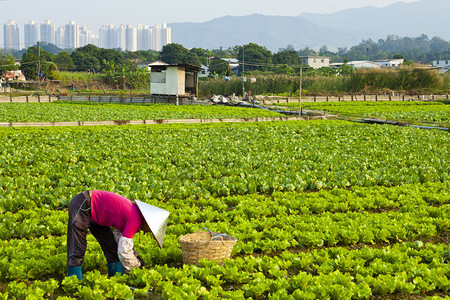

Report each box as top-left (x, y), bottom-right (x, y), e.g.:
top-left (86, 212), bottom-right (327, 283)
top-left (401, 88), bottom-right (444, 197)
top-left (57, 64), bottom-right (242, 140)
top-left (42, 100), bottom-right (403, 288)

top-left (0, 34), bottom-right (449, 82)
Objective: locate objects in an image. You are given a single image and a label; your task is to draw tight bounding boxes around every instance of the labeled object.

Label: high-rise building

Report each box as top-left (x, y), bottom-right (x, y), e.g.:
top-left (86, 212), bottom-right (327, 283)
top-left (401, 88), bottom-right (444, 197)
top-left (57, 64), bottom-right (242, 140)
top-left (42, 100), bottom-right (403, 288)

top-left (55, 25), bottom-right (65, 48)
top-left (4, 20), bottom-right (20, 50)
top-left (137, 25), bottom-right (153, 51)
top-left (79, 26), bottom-right (98, 47)
top-left (64, 21), bottom-right (79, 49)
top-left (126, 24), bottom-right (137, 52)
top-left (152, 24), bottom-right (161, 52)
top-left (162, 23), bottom-right (171, 48)
top-left (40, 20), bottom-right (55, 45)
top-left (116, 24), bottom-right (127, 51)
top-left (24, 20), bottom-right (39, 48)
top-left (99, 24), bottom-right (117, 49)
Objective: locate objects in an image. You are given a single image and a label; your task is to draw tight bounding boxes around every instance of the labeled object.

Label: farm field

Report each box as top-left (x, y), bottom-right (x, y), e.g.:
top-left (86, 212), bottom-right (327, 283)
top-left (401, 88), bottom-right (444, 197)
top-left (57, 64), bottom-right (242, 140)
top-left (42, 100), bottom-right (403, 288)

top-left (0, 119), bottom-right (449, 299)
top-left (273, 101), bottom-right (450, 125)
top-left (0, 102), bottom-right (283, 122)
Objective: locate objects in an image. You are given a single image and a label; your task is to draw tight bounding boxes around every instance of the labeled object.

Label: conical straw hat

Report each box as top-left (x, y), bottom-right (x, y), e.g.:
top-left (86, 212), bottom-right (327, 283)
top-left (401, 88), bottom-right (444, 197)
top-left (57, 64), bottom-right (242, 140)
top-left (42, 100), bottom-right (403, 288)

top-left (135, 200), bottom-right (170, 248)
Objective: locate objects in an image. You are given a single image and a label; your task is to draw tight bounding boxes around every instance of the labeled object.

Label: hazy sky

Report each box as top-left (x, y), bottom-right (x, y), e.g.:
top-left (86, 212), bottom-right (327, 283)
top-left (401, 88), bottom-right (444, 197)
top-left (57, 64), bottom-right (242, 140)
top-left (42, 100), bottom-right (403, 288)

top-left (1, 0), bottom-right (419, 46)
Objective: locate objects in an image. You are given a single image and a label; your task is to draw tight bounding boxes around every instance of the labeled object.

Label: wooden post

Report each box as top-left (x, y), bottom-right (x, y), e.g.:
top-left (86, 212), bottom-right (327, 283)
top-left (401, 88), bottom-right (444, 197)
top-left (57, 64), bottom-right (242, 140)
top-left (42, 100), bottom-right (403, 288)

top-left (364, 94), bottom-right (366, 101)
top-left (402, 95), bottom-right (405, 101)
top-left (299, 65), bottom-right (302, 116)
top-left (48, 94), bottom-right (51, 102)
top-left (38, 94), bottom-right (40, 103)
top-left (351, 94), bottom-right (354, 101)
top-left (314, 96), bottom-right (316, 102)
top-left (389, 94), bottom-right (391, 101)
top-left (26, 95), bottom-right (29, 102)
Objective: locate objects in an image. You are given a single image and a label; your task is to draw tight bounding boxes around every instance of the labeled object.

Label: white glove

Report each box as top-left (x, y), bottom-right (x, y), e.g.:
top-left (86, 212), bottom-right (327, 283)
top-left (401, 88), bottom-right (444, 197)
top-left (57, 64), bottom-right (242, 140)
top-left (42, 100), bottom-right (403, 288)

top-left (115, 232), bottom-right (141, 271)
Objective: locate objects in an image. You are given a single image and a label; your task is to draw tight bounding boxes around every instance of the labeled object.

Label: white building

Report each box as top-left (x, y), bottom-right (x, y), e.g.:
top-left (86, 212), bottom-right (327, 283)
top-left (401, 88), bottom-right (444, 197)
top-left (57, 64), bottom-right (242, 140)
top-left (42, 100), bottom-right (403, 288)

top-left (301, 56), bottom-right (330, 69)
top-left (162, 23), bottom-right (171, 48)
top-left (55, 25), bottom-right (65, 48)
top-left (3, 20), bottom-right (20, 50)
top-left (99, 24), bottom-right (117, 49)
top-left (148, 61), bottom-right (202, 98)
top-left (376, 58), bottom-right (404, 67)
top-left (137, 25), bottom-right (153, 51)
top-left (116, 24), bottom-right (127, 51)
top-left (152, 24), bottom-right (162, 52)
top-left (79, 26), bottom-right (98, 47)
top-left (432, 59), bottom-right (450, 68)
top-left (24, 20), bottom-right (39, 48)
top-left (40, 20), bottom-right (55, 45)
top-left (126, 24), bottom-right (137, 52)
top-left (64, 21), bottom-right (80, 49)
top-left (98, 23), bottom-right (171, 51)
top-left (432, 59), bottom-right (450, 73)
top-left (348, 60), bottom-right (382, 69)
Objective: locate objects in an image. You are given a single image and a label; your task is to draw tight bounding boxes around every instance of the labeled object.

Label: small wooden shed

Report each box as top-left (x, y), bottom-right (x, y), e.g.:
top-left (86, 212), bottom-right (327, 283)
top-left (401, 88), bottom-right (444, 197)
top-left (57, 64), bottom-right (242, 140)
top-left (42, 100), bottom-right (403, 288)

top-left (148, 61), bottom-right (202, 98)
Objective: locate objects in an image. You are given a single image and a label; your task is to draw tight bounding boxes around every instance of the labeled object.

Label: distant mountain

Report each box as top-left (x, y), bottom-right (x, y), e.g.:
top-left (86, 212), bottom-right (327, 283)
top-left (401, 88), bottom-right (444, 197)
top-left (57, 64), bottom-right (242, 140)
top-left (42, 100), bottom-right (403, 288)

top-left (169, 0), bottom-right (450, 52)
top-left (301, 0), bottom-right (450, 42)
top-left (170, 15), bottom-right (357, 52)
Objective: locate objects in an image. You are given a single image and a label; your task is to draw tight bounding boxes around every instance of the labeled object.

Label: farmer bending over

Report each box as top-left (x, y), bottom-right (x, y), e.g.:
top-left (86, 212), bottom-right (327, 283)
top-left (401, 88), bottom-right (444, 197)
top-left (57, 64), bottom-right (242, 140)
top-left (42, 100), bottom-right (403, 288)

top-left (67, 190), bottom-right (169, 279)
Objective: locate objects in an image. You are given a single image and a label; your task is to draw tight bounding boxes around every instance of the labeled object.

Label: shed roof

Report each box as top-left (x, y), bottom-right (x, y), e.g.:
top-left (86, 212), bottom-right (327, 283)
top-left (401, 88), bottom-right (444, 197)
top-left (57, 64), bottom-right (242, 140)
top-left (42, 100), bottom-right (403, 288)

top-left (149, 61), bottom-right (202, 72)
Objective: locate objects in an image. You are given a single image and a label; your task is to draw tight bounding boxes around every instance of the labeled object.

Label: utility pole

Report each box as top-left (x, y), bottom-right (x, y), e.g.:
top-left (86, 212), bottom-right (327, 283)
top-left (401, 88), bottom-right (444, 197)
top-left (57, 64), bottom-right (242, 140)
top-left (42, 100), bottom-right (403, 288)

top-left (299, 65), bottom-right (303, 116)
top-left (242, 45), bottom-right (245, 99)
top-left (37, 41), bottom-right (41, 82)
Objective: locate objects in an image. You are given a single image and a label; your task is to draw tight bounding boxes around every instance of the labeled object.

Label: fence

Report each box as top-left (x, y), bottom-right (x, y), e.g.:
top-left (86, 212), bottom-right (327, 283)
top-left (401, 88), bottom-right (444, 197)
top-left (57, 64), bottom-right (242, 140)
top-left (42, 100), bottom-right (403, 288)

top-left (0, 94), bottom-right (201, 105)
top-left (260, 94), bottom-right (450, 104)
top-left (1, 93), bottom-right (449, 104)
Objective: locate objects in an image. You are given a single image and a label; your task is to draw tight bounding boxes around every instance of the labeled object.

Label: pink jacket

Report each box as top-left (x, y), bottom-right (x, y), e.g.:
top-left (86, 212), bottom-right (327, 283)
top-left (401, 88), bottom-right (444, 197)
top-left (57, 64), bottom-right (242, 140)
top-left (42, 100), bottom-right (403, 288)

top-left (90, 190), bottom-right (143, 238)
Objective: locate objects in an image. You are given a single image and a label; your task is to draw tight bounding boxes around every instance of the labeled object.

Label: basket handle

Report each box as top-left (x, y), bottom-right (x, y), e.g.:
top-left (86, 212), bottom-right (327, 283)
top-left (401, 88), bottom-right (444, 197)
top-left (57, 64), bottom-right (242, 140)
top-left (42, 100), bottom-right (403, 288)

top-left (202, 227), bottom-right (227, 241)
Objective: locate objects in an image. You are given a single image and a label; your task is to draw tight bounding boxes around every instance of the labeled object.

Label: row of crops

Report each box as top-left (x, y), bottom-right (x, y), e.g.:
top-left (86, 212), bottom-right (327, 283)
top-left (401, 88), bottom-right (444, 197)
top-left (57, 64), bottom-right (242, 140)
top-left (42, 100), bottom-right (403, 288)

top-left (274, 101), bottom-right (450, 125)
top-left (0, 102), bottom-right (283, 122)
top-left (0, 102), bottom-right (449, 299)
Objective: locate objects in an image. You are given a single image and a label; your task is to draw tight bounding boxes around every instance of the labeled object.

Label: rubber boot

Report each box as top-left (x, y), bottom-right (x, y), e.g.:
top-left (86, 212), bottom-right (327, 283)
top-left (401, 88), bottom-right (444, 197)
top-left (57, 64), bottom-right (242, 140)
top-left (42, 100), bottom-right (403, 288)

top-left (68, 266), bottom-right (82, 280)
top-left (108, 261), bottom-right (125, 277)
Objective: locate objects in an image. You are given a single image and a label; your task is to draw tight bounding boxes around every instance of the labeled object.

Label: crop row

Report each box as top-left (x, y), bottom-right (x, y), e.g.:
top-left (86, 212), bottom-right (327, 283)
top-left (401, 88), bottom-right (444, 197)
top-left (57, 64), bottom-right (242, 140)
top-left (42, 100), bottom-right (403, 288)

top-left (1, 182), bottom-right (448, 241)
top-left (0, 120), bottom-right (448, 213)
top-left (0, 102), bottom-right (283, 122)
top-left (276, 101), bottom-right (450, 123)
top-left (1, 182), bottom-right (448, 281)
top-left (2, 242), bottom-right (449, 299)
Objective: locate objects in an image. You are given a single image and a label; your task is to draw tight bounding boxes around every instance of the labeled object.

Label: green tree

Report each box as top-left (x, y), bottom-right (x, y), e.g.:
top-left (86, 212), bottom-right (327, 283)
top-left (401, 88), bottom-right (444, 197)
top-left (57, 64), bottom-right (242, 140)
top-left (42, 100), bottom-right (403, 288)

top-left (298, 47), bottom-right (317, 56)
top-left (53, 51), bottom-right (75, 71)
top-left (99, 48), bottom-right (124, 71)
top-left (189, 48), bottom-right (211, 65)
top-left (70, 44), bottom-right (103, 72)
top-left (237, 43), bottom-right (272, 74)
top-left (20, 46), bottom-right (55, 80)
top-left (183, 52), bottom-right (202, 67)
top-left (208, 58), bottom-right (229, 77)
top-left (0, 54), bottom-right (18, 73)
top-left (160, 43), bottom-right (189, 64)
top-left (273, 50), bottom-right (301, 67)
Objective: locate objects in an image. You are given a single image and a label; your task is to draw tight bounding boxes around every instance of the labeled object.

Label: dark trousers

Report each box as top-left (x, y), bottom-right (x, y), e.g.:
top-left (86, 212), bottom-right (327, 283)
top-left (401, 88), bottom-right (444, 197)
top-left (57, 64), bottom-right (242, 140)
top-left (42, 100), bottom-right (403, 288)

top-left (67, 192), bottom-right (120, 267)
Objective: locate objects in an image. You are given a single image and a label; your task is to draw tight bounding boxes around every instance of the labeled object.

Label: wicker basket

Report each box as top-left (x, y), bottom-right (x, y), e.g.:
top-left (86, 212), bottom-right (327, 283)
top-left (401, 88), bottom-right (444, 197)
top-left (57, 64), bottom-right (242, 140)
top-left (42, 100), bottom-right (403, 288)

top-left (179, 229), bottom-right (237, 266)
